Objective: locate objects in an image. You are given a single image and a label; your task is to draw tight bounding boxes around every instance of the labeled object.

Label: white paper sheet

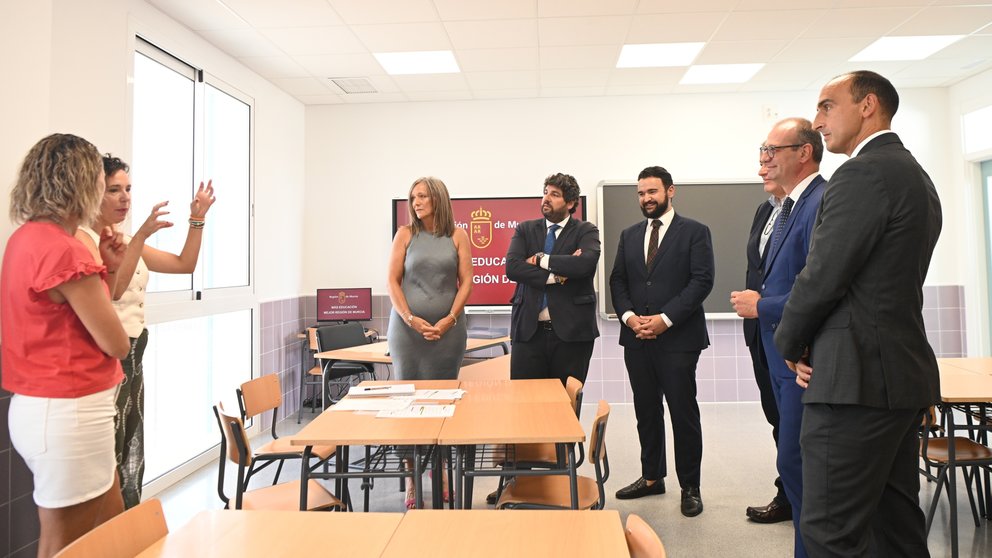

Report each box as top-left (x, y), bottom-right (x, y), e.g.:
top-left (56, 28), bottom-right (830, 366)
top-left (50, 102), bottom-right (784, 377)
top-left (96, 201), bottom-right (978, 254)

top-left (376, 404), bottom-right (456, 418)
top-left (328, 398), bottom-right (412, 412)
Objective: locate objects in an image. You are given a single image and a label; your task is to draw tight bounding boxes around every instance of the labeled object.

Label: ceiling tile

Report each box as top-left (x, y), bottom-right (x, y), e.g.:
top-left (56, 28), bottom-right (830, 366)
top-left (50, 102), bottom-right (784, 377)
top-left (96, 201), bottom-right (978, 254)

top-left (148, 0), bottom-right (250, 30)
top-left (538, 16), bottom-right (632, 46)
top-left (259, 26), bottom-right (366, 55)
top-left (801, 8), bottom-right (922, 39)
top-left (833, 0), bottom-right (933, 7)
top-left (750, 62), bottom-right (836, 86)
top-left (465, 70), bottom-right (539, 90)
top-left (351, 22), bottom-right (453, 52)
top-left (604, 84), bottom-right (676, 96)
top-left (326, 0), bottom-right (439, 25)
top-left (626, 12), bottom-right (726, 43)
top-left (445, 19), bottom-right (539, 49)
top-left (695, 40), bottom-right (789, 65)
top-left (713, 9), bottom-right (824, 42)
top-left (540, 68), bottom-right (612, 88)
top-left (608, 67), bottom-right (685, 86)
top-left (738, 80), bottom-right (818, 93)
top-left (404, 90), bottom-right (475, 101)
top-left (322, 74), bottom-right (400, 94)
top-left (456, 48), bottom-right (539, 72)
top-left (238, 55), bottom-right (310, 79)
top-left (433, 0), bottom-right (536, 21)
top-left (928, 34), bottom-right (992, 61)
top-left (197, 28), bottom-right (285, 57)
top-left (540, 86), bottom-right (607, 98)
top-left (889, 6), bottom-right (992, 36)
top-left (674, 82), bottom-right (744, 94)
top-left (635, 0), bottom-right (737, 14)
top-left (270, 76), bottom-right (336, 95)
top-left (770, 37), bottom-right (875, 63)
top-left (539, 45), bottom-right (620, 69)
top-left (294, 53), bottom-right (385, 78)
top-left (391, 73), bottom-right (470, 92)
top-left (472, 88), bottom-right (540, 99)
top-left (538, 0), bottom-right (638, 18)
top-left (296, 94), bottom-right (346, 105)
top-left (223, 0), bottom-right (344, 28)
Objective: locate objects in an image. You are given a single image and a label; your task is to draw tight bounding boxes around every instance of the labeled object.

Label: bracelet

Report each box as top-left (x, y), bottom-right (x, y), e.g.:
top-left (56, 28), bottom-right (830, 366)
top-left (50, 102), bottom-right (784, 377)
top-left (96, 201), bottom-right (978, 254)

top-left (448, 312), bottom-right (457, 325)
top-left (404, 312), bottom-right (414, 325)
top-left (189, 217), bottom-right (205, 229)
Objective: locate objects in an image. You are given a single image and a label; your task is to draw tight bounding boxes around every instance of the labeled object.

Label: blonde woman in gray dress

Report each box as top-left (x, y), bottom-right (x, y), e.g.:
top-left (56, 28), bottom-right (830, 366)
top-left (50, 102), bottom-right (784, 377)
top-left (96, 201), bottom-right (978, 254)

top-left (387, 176), bottom-right (472, 508)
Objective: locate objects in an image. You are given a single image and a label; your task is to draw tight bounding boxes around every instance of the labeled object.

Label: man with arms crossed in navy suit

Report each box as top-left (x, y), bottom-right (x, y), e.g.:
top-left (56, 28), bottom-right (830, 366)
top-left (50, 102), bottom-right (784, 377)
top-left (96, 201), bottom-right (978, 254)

top-left (732, 117), bottom-right (826, 557)
top-left (775, 71), bottom-right (941, 556)
top-left (610, 166), bottom-right (714, 517)
top-left (505, 173), bottom-right (600, 386)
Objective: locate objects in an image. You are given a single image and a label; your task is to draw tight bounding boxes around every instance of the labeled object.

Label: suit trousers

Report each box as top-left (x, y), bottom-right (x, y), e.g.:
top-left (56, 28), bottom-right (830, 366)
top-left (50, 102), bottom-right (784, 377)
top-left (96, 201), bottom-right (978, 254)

top-left (748, 336), bottom-right (787, 503)
top-left (623, 344), bottom-right (702, 487)
top-left (510, 324), bottom-right (594, 386)
top-left (770, 366), bottom-right (808, 558)
top-left (800, 404), bottom-right (929, 558)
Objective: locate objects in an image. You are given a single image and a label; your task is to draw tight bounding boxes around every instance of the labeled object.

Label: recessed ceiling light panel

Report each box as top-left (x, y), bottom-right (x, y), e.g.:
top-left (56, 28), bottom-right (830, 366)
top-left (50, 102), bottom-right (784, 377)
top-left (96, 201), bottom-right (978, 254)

top-left (373, 50), bottom-right (460, 75)
top-left (850, 35), bottom-right (964, 62)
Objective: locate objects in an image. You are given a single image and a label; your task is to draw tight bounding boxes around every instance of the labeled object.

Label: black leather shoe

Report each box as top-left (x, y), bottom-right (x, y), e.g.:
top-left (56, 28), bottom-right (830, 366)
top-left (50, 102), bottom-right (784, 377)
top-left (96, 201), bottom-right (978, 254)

top-left (746, 498), bottom-right (792, 523)
top-left (681, 486), bottom-right (703, 517)
top-left (486, 489), bottom-right (498, 505)
top-left (615, 477), bottom-right (665, 500)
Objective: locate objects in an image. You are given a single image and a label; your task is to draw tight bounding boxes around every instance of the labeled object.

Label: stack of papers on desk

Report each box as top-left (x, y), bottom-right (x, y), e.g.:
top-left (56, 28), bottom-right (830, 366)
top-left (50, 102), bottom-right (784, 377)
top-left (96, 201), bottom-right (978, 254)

top-left (349, 384), bottom-right (415, 397)
top-left (329, 398), bottom-right (411, 412)
top-left (410, 389), bottom-right (465, 400)
top-left (377, 404), bottom-right (456, 418)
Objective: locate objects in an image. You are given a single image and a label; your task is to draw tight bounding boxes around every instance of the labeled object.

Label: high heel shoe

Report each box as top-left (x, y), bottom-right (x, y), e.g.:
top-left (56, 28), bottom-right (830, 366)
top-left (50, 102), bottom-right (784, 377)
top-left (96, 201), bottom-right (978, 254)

top-left (405, 485), bottom-right (416, 510)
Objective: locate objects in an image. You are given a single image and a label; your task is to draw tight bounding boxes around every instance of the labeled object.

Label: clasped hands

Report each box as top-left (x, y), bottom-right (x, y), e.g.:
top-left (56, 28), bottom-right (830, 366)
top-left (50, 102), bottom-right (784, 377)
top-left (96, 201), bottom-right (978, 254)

top-left (785, 349), bottom-right (813, 389)
top-left (625, 314), bottom-right (668, 339)
top-left (410, 314), bottom-right (456, 342)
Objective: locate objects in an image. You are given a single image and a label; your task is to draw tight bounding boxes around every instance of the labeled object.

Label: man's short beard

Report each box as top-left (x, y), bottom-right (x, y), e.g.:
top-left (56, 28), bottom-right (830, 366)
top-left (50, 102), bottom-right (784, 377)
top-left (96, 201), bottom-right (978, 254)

top-left (640, 196), bottom-right (668, 219)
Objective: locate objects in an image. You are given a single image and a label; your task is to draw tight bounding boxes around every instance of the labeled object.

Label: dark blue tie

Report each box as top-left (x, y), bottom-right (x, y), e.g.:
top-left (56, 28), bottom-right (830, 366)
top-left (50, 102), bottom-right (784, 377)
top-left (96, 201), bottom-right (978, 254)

top-left (769, 197), bottom-right (794, 256)
top-left (540, 224), bottom-right (560, 310)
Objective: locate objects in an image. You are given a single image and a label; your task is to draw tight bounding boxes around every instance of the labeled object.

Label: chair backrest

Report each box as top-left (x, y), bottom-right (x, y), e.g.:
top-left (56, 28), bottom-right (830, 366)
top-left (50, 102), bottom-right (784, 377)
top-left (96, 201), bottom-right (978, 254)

top-left (214, 403), bottom-right (252, 467)
top-left (239, 374), bottom-right (281, 419)
top-left (565, 376), bottom-right (584, 416)
top-left (315, 322), bottom-right (369, 352)
top-left (589, 399), bottom-right (610, 464)
top-left (54, 499), bottom-right (168, 558)
top-left (307, 327), bottom-right (319, 351)
top-left (625, 514), bottom-right (666, 558)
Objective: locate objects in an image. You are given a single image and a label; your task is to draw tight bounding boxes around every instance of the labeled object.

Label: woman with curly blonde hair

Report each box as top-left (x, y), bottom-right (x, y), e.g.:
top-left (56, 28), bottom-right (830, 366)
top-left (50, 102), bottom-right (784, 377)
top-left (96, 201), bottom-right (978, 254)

top-left (3, 133), bottom-right (130, 556)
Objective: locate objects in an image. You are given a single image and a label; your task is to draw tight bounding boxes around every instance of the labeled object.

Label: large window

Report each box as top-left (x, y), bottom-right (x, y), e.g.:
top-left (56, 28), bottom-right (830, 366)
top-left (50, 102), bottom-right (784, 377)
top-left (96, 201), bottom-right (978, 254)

top-left (131, 39), bottom-right (254, 484)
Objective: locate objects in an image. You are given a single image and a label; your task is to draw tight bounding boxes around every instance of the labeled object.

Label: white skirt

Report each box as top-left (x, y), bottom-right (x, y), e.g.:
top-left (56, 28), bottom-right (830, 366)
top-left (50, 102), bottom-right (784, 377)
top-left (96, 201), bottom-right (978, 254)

top-left (8, 387), bottom-right (117, 508)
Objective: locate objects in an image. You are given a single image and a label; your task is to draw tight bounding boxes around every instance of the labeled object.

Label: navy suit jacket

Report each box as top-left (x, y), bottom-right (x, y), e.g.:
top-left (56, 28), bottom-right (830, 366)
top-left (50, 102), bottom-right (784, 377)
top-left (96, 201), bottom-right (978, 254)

top-left (757, 175), bottom-right (826, 375)
top-left (505, 216), bottom-right (601, 343)
top-left (774, 134), bottom-right (942, 409)
top-left (609, 213), bottom-right (714, 351)
top-left (743, 200), bottom-right (774, 348)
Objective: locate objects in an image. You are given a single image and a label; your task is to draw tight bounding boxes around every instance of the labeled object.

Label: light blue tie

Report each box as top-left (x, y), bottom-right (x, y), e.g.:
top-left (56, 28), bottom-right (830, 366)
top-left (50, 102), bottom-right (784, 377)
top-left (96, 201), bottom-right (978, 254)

top-left (540, 224), bottom-right (560, 310)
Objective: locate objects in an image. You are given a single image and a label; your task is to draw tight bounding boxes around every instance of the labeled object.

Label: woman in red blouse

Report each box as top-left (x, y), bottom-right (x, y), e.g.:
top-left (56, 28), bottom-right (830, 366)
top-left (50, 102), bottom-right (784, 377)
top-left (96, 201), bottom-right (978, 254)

top-left (2, 133), bottom-right (130, 557)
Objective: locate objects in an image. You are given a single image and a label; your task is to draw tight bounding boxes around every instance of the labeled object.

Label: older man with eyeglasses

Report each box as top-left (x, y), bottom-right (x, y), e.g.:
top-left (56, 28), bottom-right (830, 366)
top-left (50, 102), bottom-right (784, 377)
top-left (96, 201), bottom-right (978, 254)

top-left (732, 117), bottom-right (826, 558)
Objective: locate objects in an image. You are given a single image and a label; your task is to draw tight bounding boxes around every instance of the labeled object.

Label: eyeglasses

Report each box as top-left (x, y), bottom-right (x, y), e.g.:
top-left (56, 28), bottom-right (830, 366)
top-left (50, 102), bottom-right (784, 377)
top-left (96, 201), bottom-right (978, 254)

top-left (758, 144), bottom-right (803, 160)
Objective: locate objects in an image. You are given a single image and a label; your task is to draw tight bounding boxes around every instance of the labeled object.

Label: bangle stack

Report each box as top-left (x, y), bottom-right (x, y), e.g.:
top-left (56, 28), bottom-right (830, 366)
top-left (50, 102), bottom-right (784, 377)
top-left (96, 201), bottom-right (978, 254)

top-left (404, 312), bottom-right (414, 325)
top-left (448, 312), bottom-right (457, 325)
top-left (189, 215), bottom-right (206, 229)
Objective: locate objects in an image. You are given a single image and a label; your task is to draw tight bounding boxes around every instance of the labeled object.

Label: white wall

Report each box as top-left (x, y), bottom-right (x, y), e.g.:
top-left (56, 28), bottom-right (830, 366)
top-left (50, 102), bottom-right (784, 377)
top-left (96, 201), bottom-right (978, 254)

top-left (0, 0), bottom-right (307, 303)
top-left (303, 87), bottom-right (959, 294)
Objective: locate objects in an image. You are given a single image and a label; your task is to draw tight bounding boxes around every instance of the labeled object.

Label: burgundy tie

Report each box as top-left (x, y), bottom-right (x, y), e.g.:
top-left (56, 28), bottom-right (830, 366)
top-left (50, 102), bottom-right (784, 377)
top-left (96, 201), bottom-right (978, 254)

top-left (646, 220), bottom-right (662, 267)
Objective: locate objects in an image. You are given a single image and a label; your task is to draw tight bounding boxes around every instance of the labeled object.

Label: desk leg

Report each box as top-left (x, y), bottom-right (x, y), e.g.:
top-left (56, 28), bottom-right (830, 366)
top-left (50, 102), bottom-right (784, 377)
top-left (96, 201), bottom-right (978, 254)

top-left (413, 445), bottom-right (424, 510)
top-left (567, 443), bottom-right (578, 510)
top-left (300, 446), bottom-right (312, 511)
top-left (465, 445), bottom-right (477, 510)
top-left (454, 446), bottom-right (464, 510)
top-left (499, 342), bottom-right (509, 354)
top-left (948, 406), bottom-right (959, 558)
top-left (431, 446), bottom-right (441, 510)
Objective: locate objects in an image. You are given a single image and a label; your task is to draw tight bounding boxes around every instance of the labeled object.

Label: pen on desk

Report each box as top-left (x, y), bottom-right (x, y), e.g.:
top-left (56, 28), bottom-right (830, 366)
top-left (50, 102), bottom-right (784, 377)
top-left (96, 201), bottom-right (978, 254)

top-left (364, 386), bottom-right (391, 391)
top-left (419, 406), bottom-right (425, 415)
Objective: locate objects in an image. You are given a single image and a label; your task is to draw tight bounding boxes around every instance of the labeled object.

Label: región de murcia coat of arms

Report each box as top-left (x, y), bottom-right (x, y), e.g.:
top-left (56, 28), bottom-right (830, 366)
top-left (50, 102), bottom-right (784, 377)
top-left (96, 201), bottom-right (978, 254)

top-left (470, 207), bottom-right (492, 249)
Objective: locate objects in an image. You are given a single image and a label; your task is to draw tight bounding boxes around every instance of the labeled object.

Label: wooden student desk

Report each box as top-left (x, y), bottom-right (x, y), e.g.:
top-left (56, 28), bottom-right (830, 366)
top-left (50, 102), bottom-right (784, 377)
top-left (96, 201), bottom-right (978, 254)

top-left (313, 336), bottom-right (511, 408)
top-left (290, 381), bottom-right (458, 511)
top-left (458, 353), bottom-right (511, 381)
top-left (439, 400), bottom-right (586, 509)
top-left (458, 378), bottom-right (570, 403)
top-left (381, 509), bottom-right (630, 558)
top-left (137, 510), bottom-right (403, 557)
top-left (935, 358), bottom-right (992, 558)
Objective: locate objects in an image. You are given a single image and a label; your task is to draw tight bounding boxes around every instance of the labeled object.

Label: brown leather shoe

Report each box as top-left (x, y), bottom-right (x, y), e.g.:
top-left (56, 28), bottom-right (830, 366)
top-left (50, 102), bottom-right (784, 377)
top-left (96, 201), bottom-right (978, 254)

top-left (746, 498), bottom-right (792, 523)
top-left (615, 477), bottom-right (666, 500)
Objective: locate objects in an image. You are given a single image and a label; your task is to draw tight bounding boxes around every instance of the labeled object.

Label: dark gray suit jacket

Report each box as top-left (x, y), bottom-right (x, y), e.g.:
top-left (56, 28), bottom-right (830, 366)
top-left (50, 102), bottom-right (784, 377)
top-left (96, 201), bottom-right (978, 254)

top-left (610, 213), bottom-right (714, 351)
top-left (505, 217), bottom-right (601, 343)
top-left (774, 133), bottom-right (942, 409)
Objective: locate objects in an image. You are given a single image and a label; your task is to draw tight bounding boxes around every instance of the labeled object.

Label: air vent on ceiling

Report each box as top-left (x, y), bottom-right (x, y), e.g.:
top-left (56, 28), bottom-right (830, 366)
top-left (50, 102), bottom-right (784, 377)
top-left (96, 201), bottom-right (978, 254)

top-left (329, 77), bottom-right (377, 94)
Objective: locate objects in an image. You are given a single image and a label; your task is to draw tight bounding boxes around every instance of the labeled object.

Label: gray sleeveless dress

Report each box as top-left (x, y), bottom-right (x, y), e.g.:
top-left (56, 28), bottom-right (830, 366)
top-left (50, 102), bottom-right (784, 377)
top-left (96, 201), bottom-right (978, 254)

top-left (387, 230), bottom-right (467, 380)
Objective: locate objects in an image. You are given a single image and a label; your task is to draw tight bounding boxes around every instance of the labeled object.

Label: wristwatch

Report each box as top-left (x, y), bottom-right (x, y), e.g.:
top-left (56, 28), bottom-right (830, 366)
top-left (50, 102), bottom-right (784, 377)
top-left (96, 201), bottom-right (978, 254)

top-left (533, 252), bottom-right (545, 264)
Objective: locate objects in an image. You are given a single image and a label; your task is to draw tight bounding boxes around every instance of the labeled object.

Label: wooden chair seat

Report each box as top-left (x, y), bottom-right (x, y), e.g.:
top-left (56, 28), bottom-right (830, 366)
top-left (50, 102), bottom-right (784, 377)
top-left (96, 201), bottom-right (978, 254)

top-left (923, 437), bottom-right (992, 463)
top-left (496, 475), bottom-right (602, 510)
top-left (307, 365), bottom-right (322, 377)
top-left (240, 479), bottom-right (342, 511)
top-left (512, 442), bottom-right (558, 465)
top-left (255, 438), bottom-right (335, 461)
